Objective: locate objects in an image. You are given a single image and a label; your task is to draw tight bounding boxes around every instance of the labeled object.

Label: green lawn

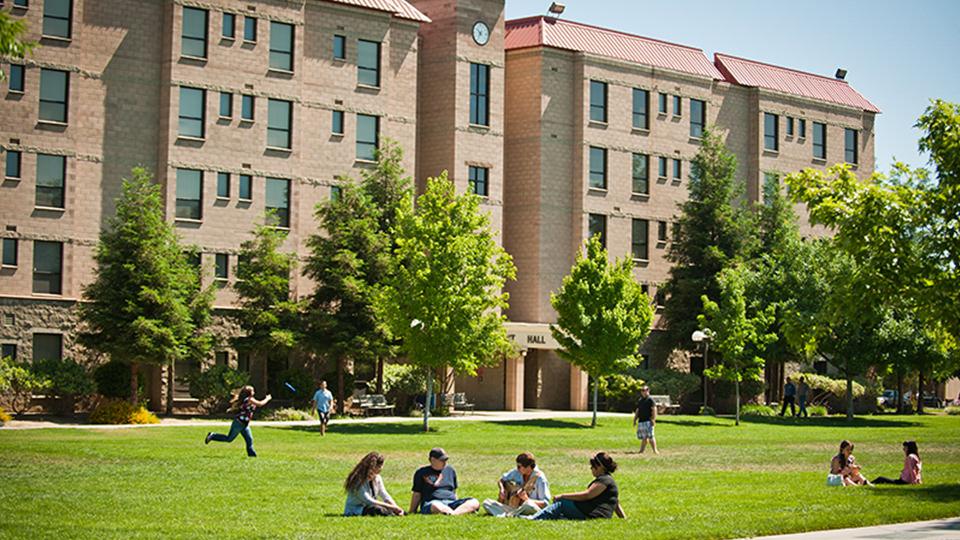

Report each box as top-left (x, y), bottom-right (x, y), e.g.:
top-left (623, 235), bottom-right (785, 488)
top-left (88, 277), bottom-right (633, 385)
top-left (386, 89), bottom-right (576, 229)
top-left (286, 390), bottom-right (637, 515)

top-left (1, 414), bottom-right (958, 539)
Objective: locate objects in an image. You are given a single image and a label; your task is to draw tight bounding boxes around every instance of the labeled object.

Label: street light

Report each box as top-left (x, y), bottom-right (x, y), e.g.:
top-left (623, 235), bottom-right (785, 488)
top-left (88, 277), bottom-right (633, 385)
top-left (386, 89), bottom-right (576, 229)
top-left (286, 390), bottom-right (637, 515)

top-left (692, 329), bottom-right (713, 408)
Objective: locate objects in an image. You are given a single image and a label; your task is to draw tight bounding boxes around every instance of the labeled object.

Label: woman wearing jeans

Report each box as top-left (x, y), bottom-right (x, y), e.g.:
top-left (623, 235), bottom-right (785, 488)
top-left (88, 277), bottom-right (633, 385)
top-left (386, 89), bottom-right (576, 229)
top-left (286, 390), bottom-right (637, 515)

top-left (527, 452), bottom-right (626, 520)
top-left (204, 385), bottom-right (271, 457)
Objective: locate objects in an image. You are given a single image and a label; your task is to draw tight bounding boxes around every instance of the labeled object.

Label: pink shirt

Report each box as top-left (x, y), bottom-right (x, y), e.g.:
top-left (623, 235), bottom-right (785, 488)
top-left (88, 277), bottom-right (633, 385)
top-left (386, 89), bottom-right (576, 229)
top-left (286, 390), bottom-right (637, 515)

top-left (900, 454), bottom-right (922, 484)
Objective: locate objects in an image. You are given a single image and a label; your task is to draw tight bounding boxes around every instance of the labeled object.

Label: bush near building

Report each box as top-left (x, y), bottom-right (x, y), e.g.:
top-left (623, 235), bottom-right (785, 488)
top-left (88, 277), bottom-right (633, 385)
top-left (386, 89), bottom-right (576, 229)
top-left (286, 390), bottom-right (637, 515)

top-left (88, 399), bottom-right (159, 425)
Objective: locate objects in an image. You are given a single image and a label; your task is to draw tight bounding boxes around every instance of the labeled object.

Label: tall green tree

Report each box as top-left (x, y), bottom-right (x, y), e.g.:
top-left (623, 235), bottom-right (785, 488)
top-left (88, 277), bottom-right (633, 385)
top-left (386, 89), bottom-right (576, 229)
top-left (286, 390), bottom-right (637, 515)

top-left (376, 174), bottom-right (516, 431)
top-left (0, 11), bottom-right (35, 81)
top-left (698, 265), bottom-right (777, 425)
top-left (663, 129), bottom-right (755, 350)
top-left (78, 168), bottom-right (215, 407)
top-left (232, 217), bottom-right (301, 393)
top-left (551, 236), bottom-right (653, 427)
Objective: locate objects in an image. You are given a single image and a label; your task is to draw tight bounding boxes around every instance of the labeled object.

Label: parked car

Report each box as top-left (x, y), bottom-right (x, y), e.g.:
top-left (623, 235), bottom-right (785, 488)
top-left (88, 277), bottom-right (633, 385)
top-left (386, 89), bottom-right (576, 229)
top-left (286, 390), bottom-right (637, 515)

top-left (921, 393), bottom-right (943, 409)
top-left (878, 390), bottom-right (910, 409)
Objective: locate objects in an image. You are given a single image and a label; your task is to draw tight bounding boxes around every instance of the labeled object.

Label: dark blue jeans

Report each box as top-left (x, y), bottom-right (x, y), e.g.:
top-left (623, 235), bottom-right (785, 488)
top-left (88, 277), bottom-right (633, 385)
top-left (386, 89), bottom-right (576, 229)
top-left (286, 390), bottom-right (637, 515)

top-left (210, 419), bottom-right (256, 456)
top-left (798, 395), bottom-right (808, 417)
top-left (530, 499), bottom-right (586, 520)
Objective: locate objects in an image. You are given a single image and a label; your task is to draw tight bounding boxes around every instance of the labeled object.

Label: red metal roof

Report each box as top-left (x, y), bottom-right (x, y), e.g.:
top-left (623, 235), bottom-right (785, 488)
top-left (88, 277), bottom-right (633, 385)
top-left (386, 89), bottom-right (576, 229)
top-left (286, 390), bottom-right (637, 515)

top-left (323, 0), bottom-right (430, 23)
top-left (505, 16), bottom-right (723, 80)
top-left (715, 53), bottom-right (879, 113)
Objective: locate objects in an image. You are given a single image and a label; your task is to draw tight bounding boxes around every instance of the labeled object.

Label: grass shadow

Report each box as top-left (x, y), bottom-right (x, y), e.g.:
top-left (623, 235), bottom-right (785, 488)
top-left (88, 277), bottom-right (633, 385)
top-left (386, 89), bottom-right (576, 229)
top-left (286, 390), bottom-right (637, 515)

top-left (866, 483), bottom-right (960, 503)
top-left (658, 418), bottom-right (732, 428)
top-left (739, 415), bottom-right (922, 428)
top-left (280, 423), bottom-right (438, 435)
top-left (484, 419), bottom-right (592, 430)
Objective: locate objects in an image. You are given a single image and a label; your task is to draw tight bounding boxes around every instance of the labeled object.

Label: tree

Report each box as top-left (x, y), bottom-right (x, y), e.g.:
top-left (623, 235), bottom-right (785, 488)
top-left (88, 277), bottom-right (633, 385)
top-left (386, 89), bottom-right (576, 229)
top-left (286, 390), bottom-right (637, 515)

top-left (376, 173), bottom-right (516, 431)
top-left (0, 11), bottom-right (35, 81)
top-left (663, 129), bottom-right (756, 350)
top-left (232, 217), bottom-right (301, 396)
top-left (78, 168), bottom-right (215, 407)
top-left (698, 265), bottom-right (776, 425)
top-left (551, 236), bottom-right (654, 427)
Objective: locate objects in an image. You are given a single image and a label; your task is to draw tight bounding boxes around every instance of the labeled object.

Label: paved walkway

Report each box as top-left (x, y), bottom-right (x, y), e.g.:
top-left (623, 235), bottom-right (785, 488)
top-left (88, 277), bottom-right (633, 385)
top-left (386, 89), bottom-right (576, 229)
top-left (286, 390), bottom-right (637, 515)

top-left (747, 517), bottom-right (960, 539)
top-left (0, 410), bottom-right (631, 430)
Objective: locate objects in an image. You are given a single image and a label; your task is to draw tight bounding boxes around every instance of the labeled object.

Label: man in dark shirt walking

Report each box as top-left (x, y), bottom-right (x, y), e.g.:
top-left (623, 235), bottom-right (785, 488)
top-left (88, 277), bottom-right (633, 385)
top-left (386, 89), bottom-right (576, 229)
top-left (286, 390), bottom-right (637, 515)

top-left (633, 386), bottom-right (658, 454)
top-left (779, 377), bottom-right (797, 417)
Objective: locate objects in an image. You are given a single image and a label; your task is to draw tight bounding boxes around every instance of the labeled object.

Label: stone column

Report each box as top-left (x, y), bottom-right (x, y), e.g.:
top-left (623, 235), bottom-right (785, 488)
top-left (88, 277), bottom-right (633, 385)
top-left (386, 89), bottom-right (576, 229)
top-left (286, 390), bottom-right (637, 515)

top-left (504, 352), bottom-right (525, 411)
top-left (569, 364), bottom-right (589, 411)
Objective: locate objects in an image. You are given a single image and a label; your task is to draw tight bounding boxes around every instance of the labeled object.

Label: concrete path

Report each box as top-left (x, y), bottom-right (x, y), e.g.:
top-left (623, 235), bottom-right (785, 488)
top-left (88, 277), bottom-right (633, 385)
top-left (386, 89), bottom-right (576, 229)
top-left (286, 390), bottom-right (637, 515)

top-left (747, 517), bottom-right (960, 539)
top-left (0, 409), bottom-right (632, 430)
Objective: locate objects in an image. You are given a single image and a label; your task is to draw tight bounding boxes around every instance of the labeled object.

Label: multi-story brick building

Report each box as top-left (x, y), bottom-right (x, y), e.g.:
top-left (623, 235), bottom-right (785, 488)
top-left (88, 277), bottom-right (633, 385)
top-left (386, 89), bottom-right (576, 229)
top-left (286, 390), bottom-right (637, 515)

top-left (0, 2), bottom-right (878, 412)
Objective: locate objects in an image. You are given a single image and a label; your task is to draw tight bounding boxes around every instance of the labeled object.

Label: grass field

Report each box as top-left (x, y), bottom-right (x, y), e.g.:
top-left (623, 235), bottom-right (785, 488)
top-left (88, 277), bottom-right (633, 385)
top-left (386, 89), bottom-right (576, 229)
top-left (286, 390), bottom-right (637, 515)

top-left (1, 414), bottom-right (958, 539)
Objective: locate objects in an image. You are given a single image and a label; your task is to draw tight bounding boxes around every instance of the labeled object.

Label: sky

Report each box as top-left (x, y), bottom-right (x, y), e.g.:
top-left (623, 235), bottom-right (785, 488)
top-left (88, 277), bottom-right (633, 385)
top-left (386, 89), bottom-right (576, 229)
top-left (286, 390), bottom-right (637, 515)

top-left (504, 0), bottom-right (960, 173)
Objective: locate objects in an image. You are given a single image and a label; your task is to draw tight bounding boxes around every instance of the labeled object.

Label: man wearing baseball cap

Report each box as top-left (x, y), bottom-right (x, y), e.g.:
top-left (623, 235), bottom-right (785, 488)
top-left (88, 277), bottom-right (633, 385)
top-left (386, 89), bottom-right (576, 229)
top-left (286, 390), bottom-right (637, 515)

top-left (409, 447), bottom-right (479, 515)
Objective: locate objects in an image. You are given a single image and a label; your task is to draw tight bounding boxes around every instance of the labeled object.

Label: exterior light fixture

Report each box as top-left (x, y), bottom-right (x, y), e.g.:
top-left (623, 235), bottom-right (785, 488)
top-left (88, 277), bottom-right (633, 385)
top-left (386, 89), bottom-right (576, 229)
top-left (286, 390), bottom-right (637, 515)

top-left (548, 2), bottom-right (565, 16)
top-left (835, 68), bottom-right (847, 80)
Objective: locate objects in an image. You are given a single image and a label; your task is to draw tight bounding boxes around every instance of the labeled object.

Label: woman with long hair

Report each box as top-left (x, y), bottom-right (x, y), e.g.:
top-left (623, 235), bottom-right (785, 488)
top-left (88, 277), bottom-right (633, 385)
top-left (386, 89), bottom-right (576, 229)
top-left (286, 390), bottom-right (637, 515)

top-left (828, 440), bottom-right (869, 486)
top-left (527, 452), bottom-right (625, 520)
top-left (204, 385), bottom-right (271, 457)
top-left (344, 452), bottom-right (404, 516)
top-left (873, 441), bottom-right (922, 484)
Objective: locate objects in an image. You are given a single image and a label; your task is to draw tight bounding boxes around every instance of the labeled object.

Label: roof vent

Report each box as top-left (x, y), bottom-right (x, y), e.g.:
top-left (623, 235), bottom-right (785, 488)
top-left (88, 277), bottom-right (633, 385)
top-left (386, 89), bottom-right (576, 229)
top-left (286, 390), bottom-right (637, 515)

top-left (835, 68), bottom-right (847, 80)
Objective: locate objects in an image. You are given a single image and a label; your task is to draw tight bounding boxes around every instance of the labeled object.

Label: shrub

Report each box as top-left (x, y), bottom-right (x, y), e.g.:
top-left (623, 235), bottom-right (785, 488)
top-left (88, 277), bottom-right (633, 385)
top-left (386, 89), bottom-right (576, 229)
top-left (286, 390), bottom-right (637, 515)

top-left (635, 369), bottom-right (702, 403)
top-left (272, 368), bottom-right (316, 407)
top-left (262, 407), bottom-right (314, 421)
top-left (807, 405), bottom-right (829, 417)
top-left (32, 358), bottom-right (96, 398)
top-left (799, 372), bottom-right (865, 405)
top-left (0, 406), bottom-right (11, 424)
top-left (185, 365), bottom-right (250, 412)
top-left (597, 374), bottom-right (646, 412)
top-left (88, 399), bottom-right (159, 425)
top-left (94, 361), bottom-right (147, 401)
top-left (741, 404), bottom-right (778, 417)
top-left (0, 357), bottom-right (50, 415)
top-left (699, 405), bottom-right (715, 416)
top-left (383, 363), bottom-right (428, 413)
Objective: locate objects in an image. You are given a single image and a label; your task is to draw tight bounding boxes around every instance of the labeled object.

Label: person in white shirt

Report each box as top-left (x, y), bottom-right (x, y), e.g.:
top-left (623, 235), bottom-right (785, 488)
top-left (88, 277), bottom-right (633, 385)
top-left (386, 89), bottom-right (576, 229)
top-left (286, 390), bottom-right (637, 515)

top-left (344, 452), bottom-right (403, 516)
top-left (310, 380), bottom-right (335, 436)
top-left (482, 452), bottom-right (551, 517)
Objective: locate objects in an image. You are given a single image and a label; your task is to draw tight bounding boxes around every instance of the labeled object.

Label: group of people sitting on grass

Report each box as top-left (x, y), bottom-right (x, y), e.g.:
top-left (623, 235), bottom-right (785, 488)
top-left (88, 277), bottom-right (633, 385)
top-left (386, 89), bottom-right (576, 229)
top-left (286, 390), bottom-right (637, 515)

top-left (827, 439), bottom-right (922, 487)
top-left (344, 447), bottom-right (625, 520)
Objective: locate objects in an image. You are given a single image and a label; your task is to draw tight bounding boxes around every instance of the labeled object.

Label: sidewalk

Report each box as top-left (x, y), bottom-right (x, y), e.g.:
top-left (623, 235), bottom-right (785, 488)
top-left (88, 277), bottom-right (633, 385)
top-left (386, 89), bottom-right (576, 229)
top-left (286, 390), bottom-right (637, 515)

top-left (748, 517), bottom-right (960, 539)
top-left (0, 409), bottom-right (631, 430)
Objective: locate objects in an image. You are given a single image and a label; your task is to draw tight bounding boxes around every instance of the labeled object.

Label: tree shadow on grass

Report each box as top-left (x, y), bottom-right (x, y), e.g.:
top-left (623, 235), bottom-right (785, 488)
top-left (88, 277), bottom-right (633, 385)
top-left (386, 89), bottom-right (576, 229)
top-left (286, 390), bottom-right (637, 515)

top-left (739, 415), bottom-right (922, 428)
top-left (657, 418), bottom-right (732, 428)
top-left (865, 483), bottom-right (960, 503)
top-left (485, 419), bottom-right (592, 430)
top-left (279, 423), bottom-right (438, 435)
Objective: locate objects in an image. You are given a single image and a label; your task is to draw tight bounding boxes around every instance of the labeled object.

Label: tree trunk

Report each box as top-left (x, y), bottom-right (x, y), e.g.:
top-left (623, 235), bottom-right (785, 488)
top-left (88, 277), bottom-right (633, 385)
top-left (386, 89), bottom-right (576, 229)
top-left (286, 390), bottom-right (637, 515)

top-left (376, 358), bottom-right (384, 394)
top-left (846, 370), bottom-right (854, 421)
top-left (591, 377), bottom-right (598, 428)
top-left (337, 357), bottom-right (345, 416)
top-left (917, 369), bottom-right (925, 415)
top-left (130, 362), bottom-right (139, 405)
top-left (896, 370), bottom-right (903, 415)
top-left (165, 361), bottom-right (174, 415)
top-left (735, 378), bottom-right (741, 426)
top-left (423, 368), bottom-right (432, 432)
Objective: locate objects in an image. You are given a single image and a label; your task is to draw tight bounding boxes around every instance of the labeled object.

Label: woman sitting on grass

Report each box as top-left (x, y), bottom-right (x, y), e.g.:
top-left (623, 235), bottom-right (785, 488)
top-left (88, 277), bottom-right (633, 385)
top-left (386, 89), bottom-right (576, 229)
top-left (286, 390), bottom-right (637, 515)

top-left (527, 452), bottom-right (625, 520)
top-left (828, 440), bottom-right (870, 486)
top-left (873, 441), bottom-right (922, 485)
top-left (344, 452), bottom-right (404, 516)
top-left (204, 385), bottom-right (271, 457)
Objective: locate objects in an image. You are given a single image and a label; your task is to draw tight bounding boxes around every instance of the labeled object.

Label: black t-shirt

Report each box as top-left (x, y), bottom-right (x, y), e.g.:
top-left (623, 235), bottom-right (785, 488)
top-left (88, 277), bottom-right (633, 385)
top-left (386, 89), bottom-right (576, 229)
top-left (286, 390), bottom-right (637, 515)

top-left (635, 396), bottom-right (655, 422)
top-left (574, 474), bottom-right (619, 519)
top-left (412, 465), bottom-right (458, 502)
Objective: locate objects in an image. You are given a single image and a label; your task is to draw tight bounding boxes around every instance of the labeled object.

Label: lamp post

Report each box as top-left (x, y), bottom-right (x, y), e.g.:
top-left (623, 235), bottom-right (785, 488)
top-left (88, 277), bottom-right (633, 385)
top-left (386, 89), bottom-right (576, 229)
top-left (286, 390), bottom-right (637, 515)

top-left (411, 319), bottom-right (430, 432)
top-left (692, 329), bottom-right (713, 409)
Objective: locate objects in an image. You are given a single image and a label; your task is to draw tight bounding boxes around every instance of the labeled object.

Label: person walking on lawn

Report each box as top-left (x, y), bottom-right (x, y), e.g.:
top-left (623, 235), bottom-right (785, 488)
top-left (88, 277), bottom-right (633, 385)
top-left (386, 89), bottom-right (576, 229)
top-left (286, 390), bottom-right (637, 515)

top-left (204, 385), bottom-right (271, 457)
top-left (633, 386), bottom-right (658, 454)
top-left (311, 380), bottom-right (335, 436)
top-left (779, 377), bottom-right (797, 417)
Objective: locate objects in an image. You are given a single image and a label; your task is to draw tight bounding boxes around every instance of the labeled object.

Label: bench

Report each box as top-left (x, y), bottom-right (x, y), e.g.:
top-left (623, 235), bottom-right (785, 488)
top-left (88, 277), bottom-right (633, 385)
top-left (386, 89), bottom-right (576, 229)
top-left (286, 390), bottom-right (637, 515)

top-left (453, 392), bottom-right (475, 414)
top-left (362, 394), bottom-right (395, 416)
top-left (651, 394), bottom-right (680, 415)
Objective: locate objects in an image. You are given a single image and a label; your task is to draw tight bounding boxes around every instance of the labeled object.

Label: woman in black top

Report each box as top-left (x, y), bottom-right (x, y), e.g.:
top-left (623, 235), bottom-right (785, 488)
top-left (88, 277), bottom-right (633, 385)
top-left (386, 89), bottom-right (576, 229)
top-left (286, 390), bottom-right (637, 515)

top-left (204, 385), bottom-right (271, 457)
top-left (529, 452), bottom-right (626, 520)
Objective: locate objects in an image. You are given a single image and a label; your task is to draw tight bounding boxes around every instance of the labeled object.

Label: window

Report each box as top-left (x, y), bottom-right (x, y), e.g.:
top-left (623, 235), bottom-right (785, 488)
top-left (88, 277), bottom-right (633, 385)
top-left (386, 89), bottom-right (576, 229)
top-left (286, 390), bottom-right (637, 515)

top-left (181, 7), bottom-right (208, 58)
top-left (239, 174), bottom-right (252, 200)
top-left (332, 110), bottom-right (344, 135)
top-left (330, 185), bottom-right (342, 201)
top-left (690, 99), bottom-right (705, 138)
top-left (42, 0), bottom-right (72, 39)
top-left (243, 16), bottom-right (257, 42)
top-left (763, 172), bottom-right (779, 205)
top-left (588, 213), bottom-right (606, 248)
top-left (333, 34), bottom-right (346, 60)
top-left (215, 351), bottom-right (229, 366)
top-left (2, 238), bottom-right (17, 267)
top-left (786, 117), bottom-right (794, 137)
top-left (9, 64), bottom-right (24, 92)
top-left (798, 118), bottom-right (807, 139)
top-left (265, 177), bottom-right (290, 228)
top-left (1, 344), bottom-right (16, 361)
top-left (32, 333), bottom-right (62, 361)
top-left (658, 156), bottom-right (667, 178)
top-left (632, 88), bottom-right (649, 130)
top-left (13, 0), bottom-right (28, 6)
top-left (32, 240), bottom-right (62, 294)
top-left (673, 158), bottom-right (682, 180)
top-left (845, 128), bottom-right (858, 164)
top-left (217, 172), bottom-right (230, 198)
top-left (5, 150), bottom-right (21, 178)
top-left (673, 95), bottom-right (682, 116)
top-left (36, 154), bottom-right (65, 208)
top-left (215, 253), bottom-right (228, 282)
top-left (589, 80), bottom-right (607, 123)
top-left (237, 351), bottom-right (250, 372)
top-left (654, 287), bottom-right (666, 308)
top-left (588, 146), bottom-right (606, 189)
top-left (470, 63), bottom-right (490, 126)
top-left (468, 166), bottom-right (488, 196)
top-left (178, 87), bottom-right (205, 138)
top-left (267, 99), bottom-right (292, 149)
top-left (764, 112), bottom-right (779, 151)
top-left (357, 40), bottom-right (380, 87)
top-left (176, 169), bottom-right (202, 220)
top-left (356, 114), bottom-right (379, 161)
top-left (39, 69), bottom-right (68, 123)
top-left (222, 12), bottom-right (235, 39)
top-left (813, 122), bottom-right (826, 159)
top-left (658, 92), bottom-right (667, 114)
top-left (672, 222), bottom-right (681, 242)
top-left (632, 218), bottom-right (648, 260)
top-left (241, 94), bottom-right (254, 121)
top-left (632, 153), bottom-right (649, 195)
top-left (185, 250), bottom-right (201, 271)
top-left (269, 21), bottom-right (294, 72)
top-left (657, 221), bottom-right (668, 243)
top-left (219, 91), bottom-right (232, 118)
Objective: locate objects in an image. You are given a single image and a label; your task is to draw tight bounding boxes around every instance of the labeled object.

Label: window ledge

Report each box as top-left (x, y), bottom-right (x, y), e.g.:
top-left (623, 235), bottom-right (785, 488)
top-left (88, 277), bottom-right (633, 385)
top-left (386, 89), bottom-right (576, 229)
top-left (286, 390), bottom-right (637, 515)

top-left (355, 158), bottom-right (377, 165)
top-left (37, 120), bottom-right (68, 127)
top-left (657, 112), bottom-right (667, 118)
top-left (218, 115), bottom-right (233, 121)
top-left (672, 114), bottom-right (682, 120)
top-left (41, 35), bottom-right (72, 43)
top-left (179, 55), bottom-right (208, 62)
top-left (632, 258), bottom-right (650, 265)
top-left (32, 293), bottom-right (65, 299)
top-left (688, 136), bottom-right (703, 144)
top-left (588, 120), bottom-right (608, 128)
top-left (215, 196), bottom-right (230, 202)
top-left (238, 198), bottom-right (253, 203)
top-left (468, 123), bottom-right (491, 130)
top-left (8, 90), bottom-right (25, 96)
top-left (356, 83), bottom-right (381, 91)
top-left (174, 218), bottom-right (203, 224)
top-left (631, 192), bottom-right (650, 200)
top-left (242, 40), bottom-right (257, 45)
top-left (657, 176), bottom-right (668, 182)
top-left (267, 68), bottom-right (294, 76)
top-left (34, 206), bottom-right (66, 212)
top-left (333, 58), bottom-right (346, 63)
top-left (656, 241), bottom-right (667, 248)
top-left (221, 36), bottom-right (236, 42)
top-left (631, 127), bottom-right (650, 134)
top-left (265, 146), bottom-right (292, 153)
top-left (812, 157), bottom-right (827, 165)
top-left (785, 135), bottom-right (794, 141)
top-left (331, 132), bottom-right (344, 138)
top-left (1, 264), bottom-right (17, 270)
top-left (4, 177), bottom-right (22, 182)
top-left (240, 118), bottom-right (255, 124)
top-left (763, 149), bottom-right (779, 156)
top-left (177, 135), bottom-right (206, 142)
top-left (587, 186), bottom-right (608, 194)
top-left (269, 226), bottom-right (291, 231)
top-left (671, 178), bottom-right (682, 184)
top-left (846, 162), bottom-right (859, 169)
top-left (798, 137), bottom-right (806, 142)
